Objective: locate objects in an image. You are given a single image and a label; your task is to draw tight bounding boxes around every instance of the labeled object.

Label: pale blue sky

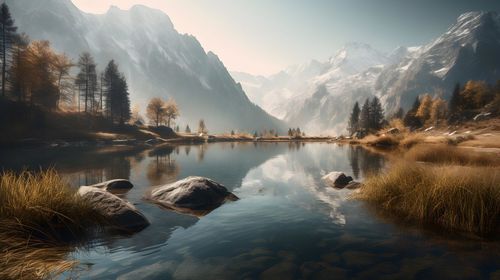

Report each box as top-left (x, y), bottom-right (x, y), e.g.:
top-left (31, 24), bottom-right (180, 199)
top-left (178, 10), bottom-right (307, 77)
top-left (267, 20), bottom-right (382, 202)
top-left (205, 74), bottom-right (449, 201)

top-left (72, 0), bottom-right (500, 75)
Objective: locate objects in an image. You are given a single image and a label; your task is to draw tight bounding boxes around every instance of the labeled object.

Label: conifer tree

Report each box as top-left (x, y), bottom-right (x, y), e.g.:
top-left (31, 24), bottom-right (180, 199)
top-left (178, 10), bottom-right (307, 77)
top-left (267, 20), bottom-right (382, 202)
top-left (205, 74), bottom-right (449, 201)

top-left (0, 3), bottom-right (17, 97)
top-left (359, 99), bottom-right (371, 132)
top-left (370, 97), bottom-right (384, 131)
top-left (449, 83), bottom-right (461, 118)
top-left (348, 101), bottom-right (360, 135)
top-left (10, 33), bottom-right (29, 102)
top-left (103, 60), bottom-right (130, 124)
top-left (185, 124), bottom-right (191, 133)
top-left (75, 52), bottom-right (98, 113)
top-left (198, 119), bottom-right (207, 134)
top-left (403, 96), bottom-right (422, 128)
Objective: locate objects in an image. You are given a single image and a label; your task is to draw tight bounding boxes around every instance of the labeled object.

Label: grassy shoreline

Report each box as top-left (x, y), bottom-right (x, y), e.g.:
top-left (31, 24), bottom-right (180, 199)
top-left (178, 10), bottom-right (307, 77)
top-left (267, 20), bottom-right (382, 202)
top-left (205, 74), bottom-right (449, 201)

top-left (355, 144), bottom-right (500, 236)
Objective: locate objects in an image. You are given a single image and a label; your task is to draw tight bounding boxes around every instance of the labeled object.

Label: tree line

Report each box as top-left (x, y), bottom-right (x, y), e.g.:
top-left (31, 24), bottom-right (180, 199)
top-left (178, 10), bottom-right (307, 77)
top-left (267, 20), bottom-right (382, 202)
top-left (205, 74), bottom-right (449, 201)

top-left (348, 96), bottom-right (384, 136)
top-left (0, 3), bottom-right (131, 124)
top-left (348, 80), bottom-right (500, 136)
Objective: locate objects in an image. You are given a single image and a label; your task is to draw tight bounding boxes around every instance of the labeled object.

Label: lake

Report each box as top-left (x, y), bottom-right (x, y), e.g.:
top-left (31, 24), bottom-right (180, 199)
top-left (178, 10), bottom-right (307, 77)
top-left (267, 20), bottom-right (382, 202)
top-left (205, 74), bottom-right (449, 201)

top-left (1, 142), bottom-right (499, 279)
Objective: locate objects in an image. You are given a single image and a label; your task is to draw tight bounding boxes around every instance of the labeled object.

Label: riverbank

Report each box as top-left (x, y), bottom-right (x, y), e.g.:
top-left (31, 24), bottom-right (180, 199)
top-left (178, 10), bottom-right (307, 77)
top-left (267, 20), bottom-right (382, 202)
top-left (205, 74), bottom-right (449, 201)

top-left (338, 118), bottom-right (500, 152)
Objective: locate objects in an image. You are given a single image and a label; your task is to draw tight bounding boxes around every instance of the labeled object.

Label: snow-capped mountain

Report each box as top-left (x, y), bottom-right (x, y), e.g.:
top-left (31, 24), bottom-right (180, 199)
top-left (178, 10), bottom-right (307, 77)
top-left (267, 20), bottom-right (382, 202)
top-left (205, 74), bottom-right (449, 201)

top-left (233, 11), bottom-right (500, 135)
top-left (7, 0), bottom-right (285, 132)
top-left (231, 59), bottom-right (325, 119)
top-left (233, 43), bottom-right (390, 133)
top-left (377, 11), bottom-right (500, 110)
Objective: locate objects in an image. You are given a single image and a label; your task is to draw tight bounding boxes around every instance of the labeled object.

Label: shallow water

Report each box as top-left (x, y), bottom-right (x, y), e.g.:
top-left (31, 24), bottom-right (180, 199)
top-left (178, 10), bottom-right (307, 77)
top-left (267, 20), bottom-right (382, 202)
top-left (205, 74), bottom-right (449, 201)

top-left (2, 142), bottom-right (499, 279)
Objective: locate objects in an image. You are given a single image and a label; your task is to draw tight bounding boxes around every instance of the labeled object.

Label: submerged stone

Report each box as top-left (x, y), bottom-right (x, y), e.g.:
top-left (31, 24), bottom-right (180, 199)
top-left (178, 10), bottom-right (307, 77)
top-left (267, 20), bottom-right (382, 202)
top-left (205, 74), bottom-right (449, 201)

top-left (147, 176), bottom-right (239, 215)
top-left (78, 186), bottom-right (149, 232)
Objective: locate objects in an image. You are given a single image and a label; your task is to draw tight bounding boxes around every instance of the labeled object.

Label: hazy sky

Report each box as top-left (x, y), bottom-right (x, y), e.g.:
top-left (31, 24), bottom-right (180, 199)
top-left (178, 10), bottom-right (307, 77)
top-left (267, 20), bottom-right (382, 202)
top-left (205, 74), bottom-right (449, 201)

top-left (71, 0), bottom-right (500, 75)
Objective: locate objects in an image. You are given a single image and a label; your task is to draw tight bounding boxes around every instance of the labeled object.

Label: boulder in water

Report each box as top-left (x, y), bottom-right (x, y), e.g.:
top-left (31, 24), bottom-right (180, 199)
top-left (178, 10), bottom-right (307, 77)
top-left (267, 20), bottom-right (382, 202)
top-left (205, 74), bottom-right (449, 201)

top-left (78, 186), bottom-right (149, 232)
top-left (322, 172), bottom-right (353, 189)
top-left (147, 176), bottom-right (238, 215)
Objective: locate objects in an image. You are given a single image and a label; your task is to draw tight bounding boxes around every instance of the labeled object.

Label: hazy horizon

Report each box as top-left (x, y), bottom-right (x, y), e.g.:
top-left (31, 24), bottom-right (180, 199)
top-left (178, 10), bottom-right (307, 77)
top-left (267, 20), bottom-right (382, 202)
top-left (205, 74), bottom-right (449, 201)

top-left (70, 0), bottom-right (500, 76)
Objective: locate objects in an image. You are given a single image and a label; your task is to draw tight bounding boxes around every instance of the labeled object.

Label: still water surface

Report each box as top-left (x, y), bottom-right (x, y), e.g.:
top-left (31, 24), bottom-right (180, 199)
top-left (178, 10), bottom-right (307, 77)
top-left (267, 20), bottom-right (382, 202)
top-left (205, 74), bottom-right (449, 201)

top-left (2, 142), bottom-right (499, 279)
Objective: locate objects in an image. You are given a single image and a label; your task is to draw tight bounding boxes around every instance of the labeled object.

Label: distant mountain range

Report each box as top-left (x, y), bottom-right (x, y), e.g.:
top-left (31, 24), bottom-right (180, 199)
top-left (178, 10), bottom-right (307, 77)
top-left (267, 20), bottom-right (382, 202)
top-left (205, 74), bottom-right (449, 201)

top-left (233, 11), bottom-right (500, 134)
top-left (7, 0), bottom-right (285, 133)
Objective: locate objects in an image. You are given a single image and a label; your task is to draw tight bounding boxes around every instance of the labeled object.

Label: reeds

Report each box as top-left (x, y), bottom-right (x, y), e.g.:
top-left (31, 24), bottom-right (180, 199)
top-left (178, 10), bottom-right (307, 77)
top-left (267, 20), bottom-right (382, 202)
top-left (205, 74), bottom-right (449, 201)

top-left (355, 161), bottom-right (500, 235)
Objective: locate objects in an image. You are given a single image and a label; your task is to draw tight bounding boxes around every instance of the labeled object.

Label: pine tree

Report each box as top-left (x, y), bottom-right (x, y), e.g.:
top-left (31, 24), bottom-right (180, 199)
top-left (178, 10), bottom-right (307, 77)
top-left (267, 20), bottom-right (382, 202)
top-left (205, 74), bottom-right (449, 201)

top-left (403, 96), bottom-right (422, 128)
top-left (448, 83), bottom-right (462, 121)
top-left (103, 60), bottom-right (130, 124)
top-left (390, 107), bottom-right (404, 120)
top-left (185, 124), bottom-right (191, 133)
top-left (0, 3), bottom-right (17, 97)
top-left (359, 99), bottom-right (371, 132)
top-left (75, 52), bottom-right (98, 113)
top-left (348, 101), bottom-right (360, 135)
top-left (198, 119), bottom-right (207, 134)
top-left (370, 97), bottom-right (384, 131)
top-left (10, 33), bottom-right (29, 102)
top-left (116, 74), bottom-right (131, 124)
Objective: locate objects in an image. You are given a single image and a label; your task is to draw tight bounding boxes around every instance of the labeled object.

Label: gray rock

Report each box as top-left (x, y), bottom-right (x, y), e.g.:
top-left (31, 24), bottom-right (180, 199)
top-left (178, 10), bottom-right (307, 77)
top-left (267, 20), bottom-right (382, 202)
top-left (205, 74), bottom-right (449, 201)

top-left (322, 172), bottom-right (353, 188)
top-left (147, 176), bottom-right (239, 213)
top-left (78, 186), bottom-right (149, 232)
top-left (87, 179), bottom-right (133, 193)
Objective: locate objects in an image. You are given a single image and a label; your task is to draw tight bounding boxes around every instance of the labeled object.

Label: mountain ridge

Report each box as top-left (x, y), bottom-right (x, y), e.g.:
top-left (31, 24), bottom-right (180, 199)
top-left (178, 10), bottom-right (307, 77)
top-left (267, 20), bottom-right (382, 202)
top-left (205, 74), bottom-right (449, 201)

top-left (6, 0), bottom-right (285, 133)
top-left (234, 11), bottom-right (500, 134)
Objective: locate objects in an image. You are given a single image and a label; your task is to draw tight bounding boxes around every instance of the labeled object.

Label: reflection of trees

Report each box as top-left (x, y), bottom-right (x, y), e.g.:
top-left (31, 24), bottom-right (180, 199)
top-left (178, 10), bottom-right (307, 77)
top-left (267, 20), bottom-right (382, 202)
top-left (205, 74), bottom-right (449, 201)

top-left (71, 156), bottom-right (132, 186)
top-left (288, 142), bottom-right (302, 151)
top-left (197, 144), bottom-right (207, 162)
top-left (184, 145), bottom-right (191, 156)
top-left (348, 146), bottom-right (384, 178)
top-left (105, 157), bottom-right (132, 180)
top-left (147, 145), bottom-right (180, 185)
top-left (349, 146), bottom-right (361, 179)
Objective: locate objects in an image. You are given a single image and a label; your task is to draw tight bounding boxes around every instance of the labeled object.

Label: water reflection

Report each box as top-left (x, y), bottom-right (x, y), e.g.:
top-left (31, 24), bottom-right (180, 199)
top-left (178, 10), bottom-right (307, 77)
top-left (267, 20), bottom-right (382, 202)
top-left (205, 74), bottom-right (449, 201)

top-left (347, 145), bottom-right (385, 179)
top-left (2, 143), bottom-right (496, 280)
top-left (147, 145), bottom-right (179, 185)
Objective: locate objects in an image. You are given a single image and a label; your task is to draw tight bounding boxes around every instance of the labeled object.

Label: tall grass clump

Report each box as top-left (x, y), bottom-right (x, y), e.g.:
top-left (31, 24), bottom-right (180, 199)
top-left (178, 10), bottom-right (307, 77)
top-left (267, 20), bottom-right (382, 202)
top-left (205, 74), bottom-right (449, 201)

top-left (355, 162), bottom-right (500, 235)
top-left (0, 170), bottom-right (106, 279)
top-left (0, 169), bottom-right (105, 241)
top-left (405, 144), bottom-right (500, 166)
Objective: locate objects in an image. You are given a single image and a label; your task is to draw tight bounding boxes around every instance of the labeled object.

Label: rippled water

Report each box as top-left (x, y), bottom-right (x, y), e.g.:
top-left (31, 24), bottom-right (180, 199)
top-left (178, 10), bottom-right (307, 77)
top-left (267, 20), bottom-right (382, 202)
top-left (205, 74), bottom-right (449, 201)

top-left (2, 142), bottom-right (499, 279)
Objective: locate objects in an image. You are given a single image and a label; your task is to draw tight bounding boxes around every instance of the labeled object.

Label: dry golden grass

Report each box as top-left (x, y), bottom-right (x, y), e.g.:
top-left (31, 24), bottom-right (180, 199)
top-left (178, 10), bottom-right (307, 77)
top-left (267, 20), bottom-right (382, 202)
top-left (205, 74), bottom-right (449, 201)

top-left (0, 233), bottom-right (78, 280)
top-left (405, 144), bottom-right (500, 166)
top-left (399, 133), bottom-right (425, 148)
top-left (459, 133), bottom-right (500, 149)
top-left (0, 170), bottom-right (106, 279)
top-left (0, 170), bottom-right (105, 241)
top-left (355, 161), bottom-right (500, 235)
